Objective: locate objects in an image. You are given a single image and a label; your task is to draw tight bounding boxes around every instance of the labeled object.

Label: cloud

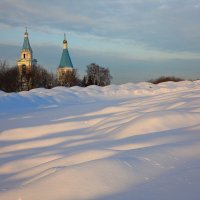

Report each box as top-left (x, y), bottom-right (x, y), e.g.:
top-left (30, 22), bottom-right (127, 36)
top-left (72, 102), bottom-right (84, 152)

top-left (1, 0), bottom-right (200, 52)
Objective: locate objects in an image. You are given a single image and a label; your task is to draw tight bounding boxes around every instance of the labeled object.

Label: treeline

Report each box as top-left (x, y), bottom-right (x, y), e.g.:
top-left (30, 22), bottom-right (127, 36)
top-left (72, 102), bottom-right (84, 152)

top-left (0, 60), bottom-right (112, 93)
top-left (148, 76), bottom-right (185, 84)
top-left (149, 76), bottom-right (200, 84)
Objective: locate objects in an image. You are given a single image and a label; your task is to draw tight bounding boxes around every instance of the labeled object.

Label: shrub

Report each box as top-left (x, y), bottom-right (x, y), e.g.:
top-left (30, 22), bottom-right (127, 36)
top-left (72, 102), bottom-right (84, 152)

top-left (149, 76), bottom-right (184, 84)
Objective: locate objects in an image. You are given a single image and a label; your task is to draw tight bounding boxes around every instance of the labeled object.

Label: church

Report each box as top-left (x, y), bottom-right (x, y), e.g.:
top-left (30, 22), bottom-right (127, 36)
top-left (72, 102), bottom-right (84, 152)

top-left (17, 29), bottom-right (74, 86)
top-left (57, 33), bottom-right (74, 85)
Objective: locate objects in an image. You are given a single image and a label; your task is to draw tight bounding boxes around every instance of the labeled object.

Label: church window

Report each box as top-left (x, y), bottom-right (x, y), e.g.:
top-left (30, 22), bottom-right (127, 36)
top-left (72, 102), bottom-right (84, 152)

top-left (24, 54), bottom-right (26, 58)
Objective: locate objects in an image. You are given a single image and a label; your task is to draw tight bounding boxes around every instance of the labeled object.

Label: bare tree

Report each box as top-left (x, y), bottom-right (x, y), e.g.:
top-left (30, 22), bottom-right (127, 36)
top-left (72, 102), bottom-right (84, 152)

top-left (0, 60), bottom-right (57, 92)
top-left (58, 69), bottom-right (80, 87)
top-left (0, 60), bottom-right (20, 92)
top-left (30, 65), bottom-right (55, 89)
top-left (0, 60), bottom-right (8, 90)
top-left (84, 63), bottom-right (112, 86)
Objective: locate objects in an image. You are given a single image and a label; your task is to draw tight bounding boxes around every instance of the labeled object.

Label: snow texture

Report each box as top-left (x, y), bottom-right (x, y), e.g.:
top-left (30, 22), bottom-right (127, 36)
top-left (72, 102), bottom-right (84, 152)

top-left (0, 81), bottom-right (200, 200)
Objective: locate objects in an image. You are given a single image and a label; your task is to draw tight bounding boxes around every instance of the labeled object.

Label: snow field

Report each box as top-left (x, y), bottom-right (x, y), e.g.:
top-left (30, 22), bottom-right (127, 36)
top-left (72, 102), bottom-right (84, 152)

top-left (0, 81), bottom-right (200, 200)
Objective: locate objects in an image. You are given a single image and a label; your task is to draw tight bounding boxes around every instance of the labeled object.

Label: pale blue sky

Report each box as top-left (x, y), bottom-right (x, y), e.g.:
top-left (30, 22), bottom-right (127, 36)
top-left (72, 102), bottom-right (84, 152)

top-left (0, 0), bottom-right (200, 83)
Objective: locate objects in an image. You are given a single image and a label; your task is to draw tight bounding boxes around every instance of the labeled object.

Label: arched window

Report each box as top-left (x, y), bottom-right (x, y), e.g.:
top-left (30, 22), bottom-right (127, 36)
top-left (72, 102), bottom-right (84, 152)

top-left (24, 54), bottom-right (26, 58)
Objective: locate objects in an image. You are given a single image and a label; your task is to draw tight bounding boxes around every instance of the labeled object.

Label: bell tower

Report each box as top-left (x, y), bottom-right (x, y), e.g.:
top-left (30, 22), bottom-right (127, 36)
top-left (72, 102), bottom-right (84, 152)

top-left (17, 28), bottom-right (37, 75)
top-left (17, 28), bottom-right (37, 90)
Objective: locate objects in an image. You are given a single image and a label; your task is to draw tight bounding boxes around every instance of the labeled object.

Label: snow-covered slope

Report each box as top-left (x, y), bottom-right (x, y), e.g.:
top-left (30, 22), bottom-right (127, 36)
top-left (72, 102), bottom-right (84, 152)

top-left (0, 81), bottom-right (200, 200)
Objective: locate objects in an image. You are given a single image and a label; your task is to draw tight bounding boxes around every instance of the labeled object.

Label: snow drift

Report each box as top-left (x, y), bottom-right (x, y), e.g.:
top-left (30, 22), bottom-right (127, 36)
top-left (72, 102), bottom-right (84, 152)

top-left (0, 81), bottom-right (200, 200)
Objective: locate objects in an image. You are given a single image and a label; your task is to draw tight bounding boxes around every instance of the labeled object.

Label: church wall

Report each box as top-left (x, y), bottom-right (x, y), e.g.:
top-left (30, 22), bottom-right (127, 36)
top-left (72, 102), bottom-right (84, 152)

top-left (57, 67), bottom-right (73, 85)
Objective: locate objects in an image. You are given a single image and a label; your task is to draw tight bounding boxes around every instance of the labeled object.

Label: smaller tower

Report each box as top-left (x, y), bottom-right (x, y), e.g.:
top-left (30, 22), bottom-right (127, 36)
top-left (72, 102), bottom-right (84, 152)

top-left (57, 33), bottom-right (73, 85)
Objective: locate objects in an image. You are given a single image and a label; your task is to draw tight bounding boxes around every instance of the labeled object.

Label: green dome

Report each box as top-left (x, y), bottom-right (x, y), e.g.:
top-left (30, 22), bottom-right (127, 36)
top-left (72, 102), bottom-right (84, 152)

top-left (58, 48), bottom-right (73, 68)
top-left (22, 35), bottom-right (32, 51)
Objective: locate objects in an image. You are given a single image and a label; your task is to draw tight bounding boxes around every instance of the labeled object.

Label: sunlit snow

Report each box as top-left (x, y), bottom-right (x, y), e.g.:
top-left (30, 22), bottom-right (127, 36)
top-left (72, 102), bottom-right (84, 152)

top-left (0, 81), bottom-right (200, 200)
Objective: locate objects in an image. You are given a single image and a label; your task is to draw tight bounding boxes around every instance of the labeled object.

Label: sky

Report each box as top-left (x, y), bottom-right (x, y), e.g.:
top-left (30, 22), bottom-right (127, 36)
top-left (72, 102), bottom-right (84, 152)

top-left (0, 0), bottom-right (200, 84)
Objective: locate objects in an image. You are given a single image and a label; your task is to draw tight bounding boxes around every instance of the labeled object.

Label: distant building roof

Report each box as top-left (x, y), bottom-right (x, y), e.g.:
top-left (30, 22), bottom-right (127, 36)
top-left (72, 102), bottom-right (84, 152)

top-left (22, 30), bottom-right (32, 51)
top-left (58, 34), bottom-right (73, 69)
top-left (58, 48), bottom-right (73, 68)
